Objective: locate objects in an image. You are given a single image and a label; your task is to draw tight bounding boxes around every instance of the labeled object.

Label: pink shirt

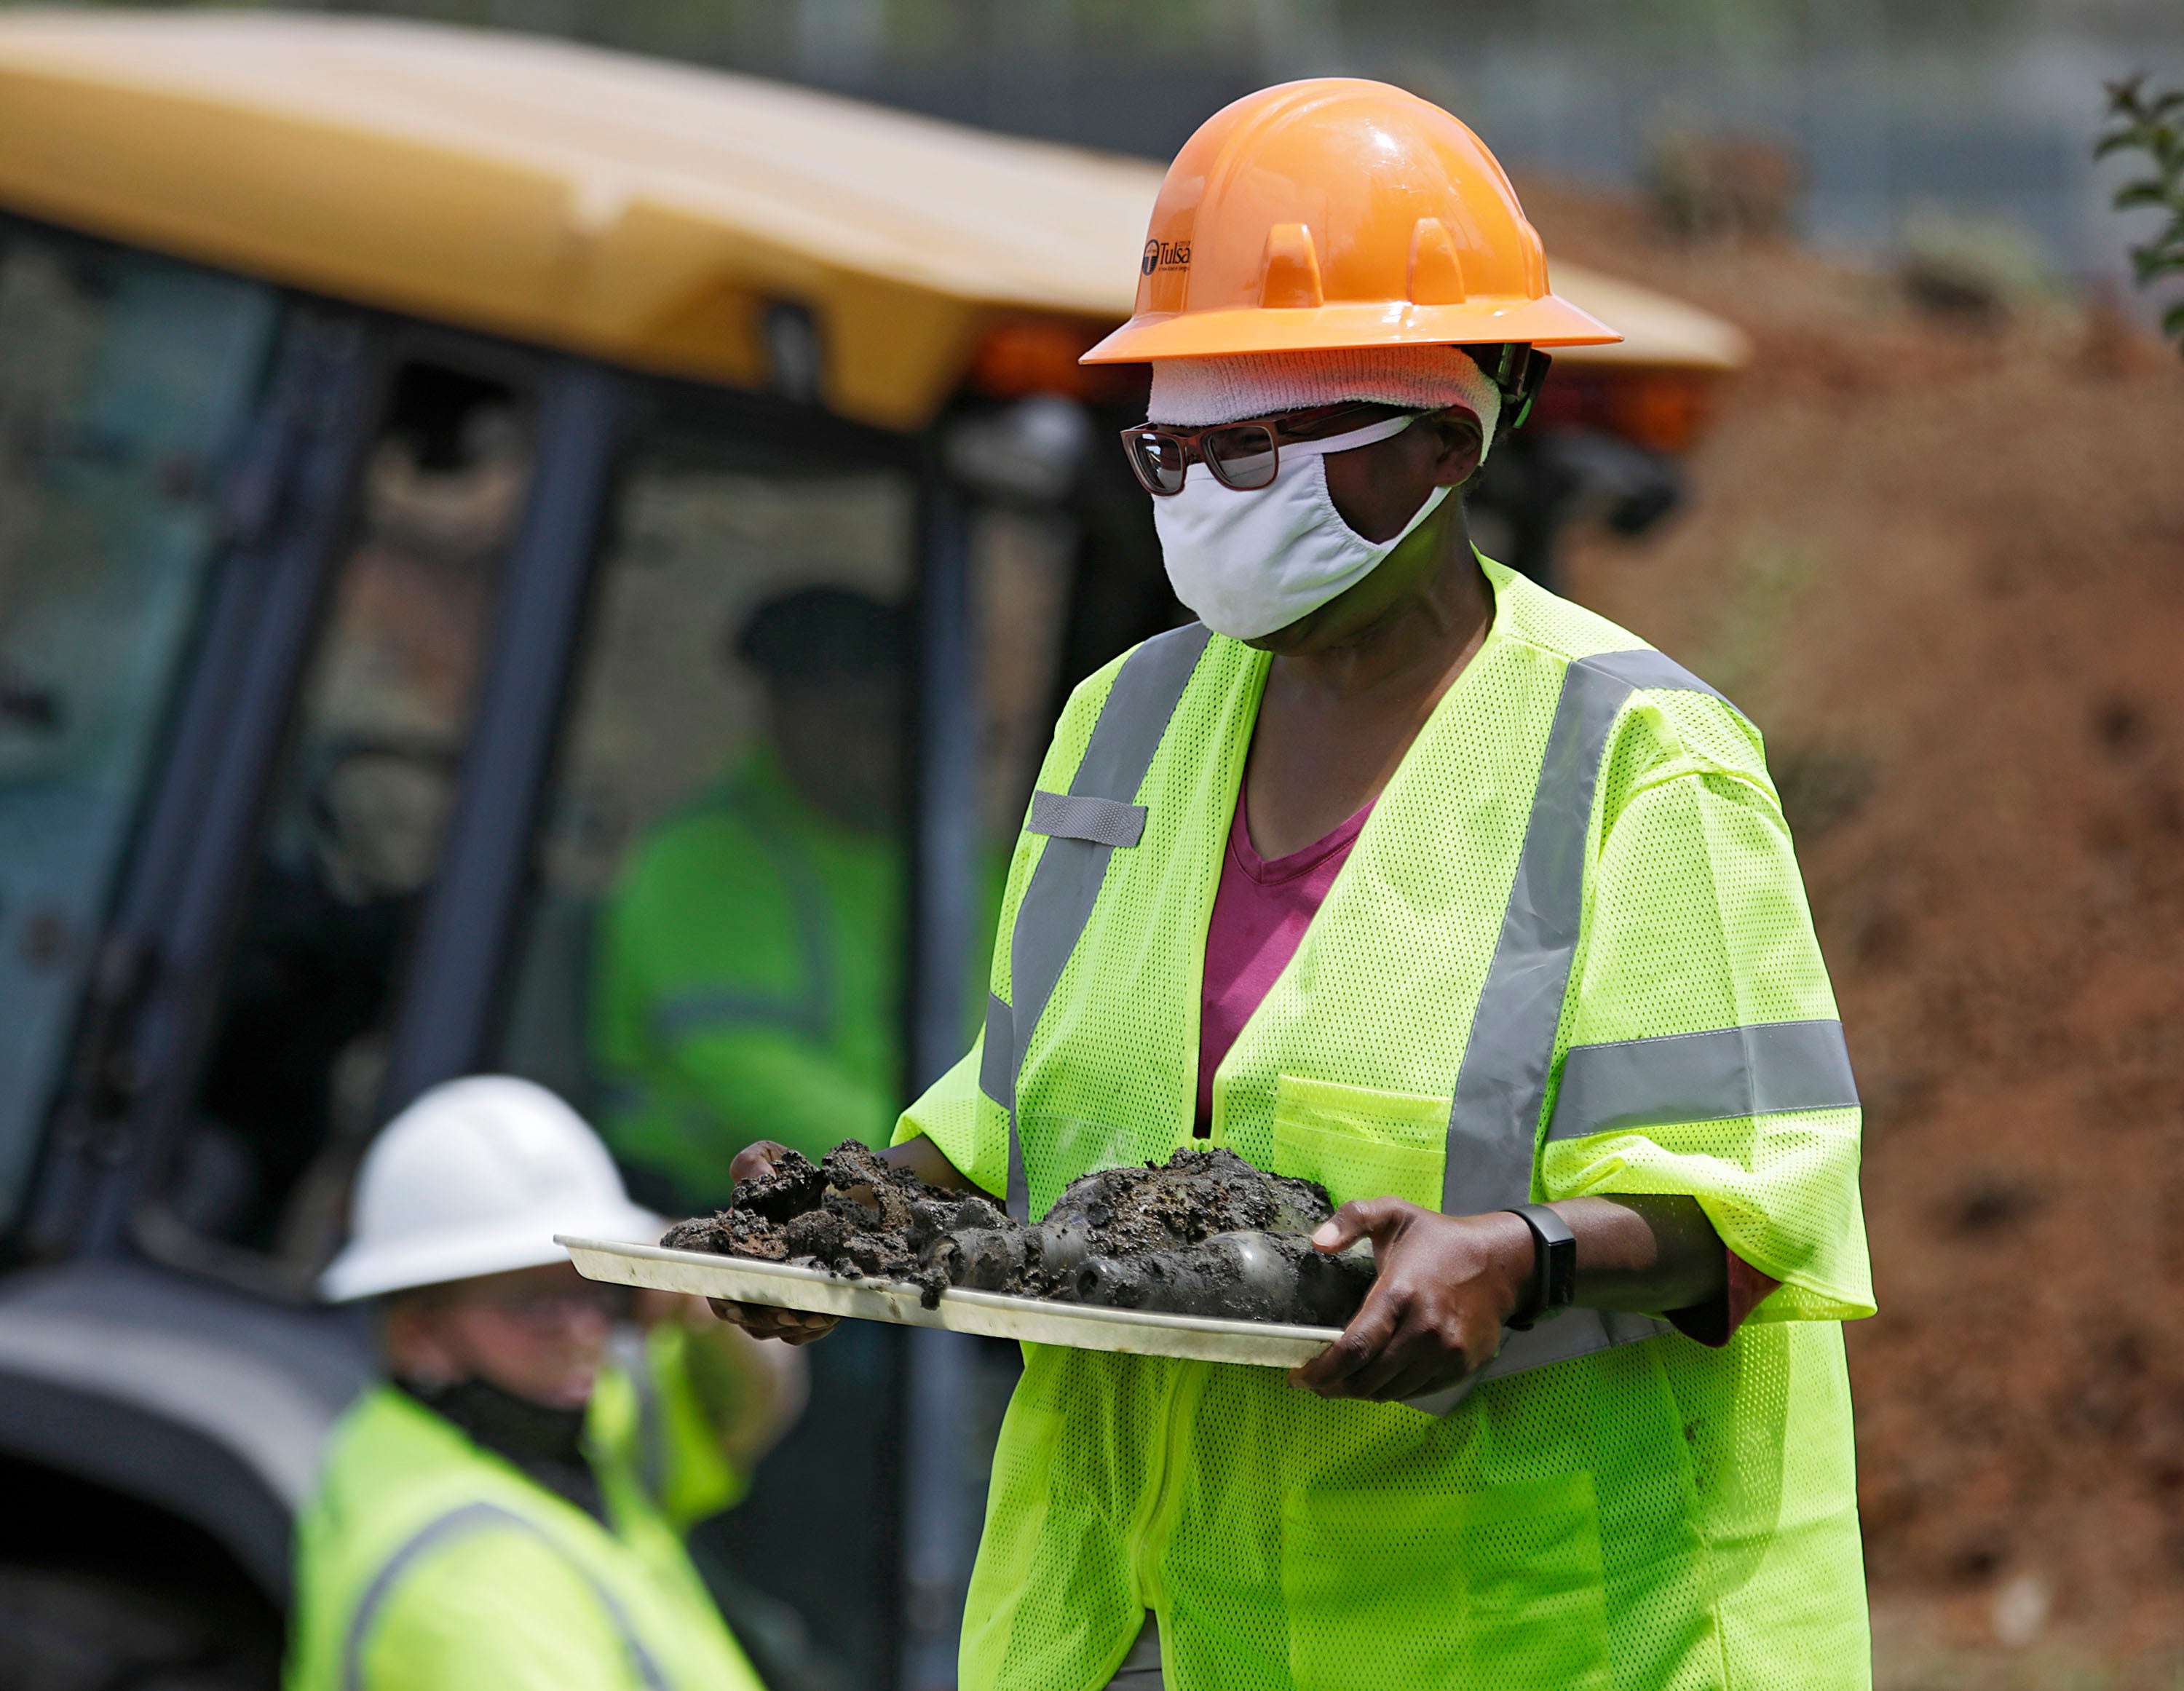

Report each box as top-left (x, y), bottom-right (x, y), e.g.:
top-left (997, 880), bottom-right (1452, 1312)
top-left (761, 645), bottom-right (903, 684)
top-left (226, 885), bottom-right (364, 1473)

top-left (1194, 793), bottom-right (1374, 1133)
top-left (1192, 785), bottom-right (1775, 1345)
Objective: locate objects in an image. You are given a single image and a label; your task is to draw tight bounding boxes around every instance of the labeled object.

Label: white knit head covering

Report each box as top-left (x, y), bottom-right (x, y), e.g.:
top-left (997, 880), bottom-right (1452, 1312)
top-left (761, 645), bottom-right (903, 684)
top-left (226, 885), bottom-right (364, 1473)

top-left (1146, 344), bottom-right (1504, 462)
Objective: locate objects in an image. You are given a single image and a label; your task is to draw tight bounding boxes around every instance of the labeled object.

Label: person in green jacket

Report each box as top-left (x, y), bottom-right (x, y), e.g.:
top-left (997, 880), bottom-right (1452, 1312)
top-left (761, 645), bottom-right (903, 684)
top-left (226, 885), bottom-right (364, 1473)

top-left (596, 587), bottom-right (908, 1211)
top-left (288, 1076), bottom-right (802, 1691)
top-left (598, 585), bottom-right (998, 1681)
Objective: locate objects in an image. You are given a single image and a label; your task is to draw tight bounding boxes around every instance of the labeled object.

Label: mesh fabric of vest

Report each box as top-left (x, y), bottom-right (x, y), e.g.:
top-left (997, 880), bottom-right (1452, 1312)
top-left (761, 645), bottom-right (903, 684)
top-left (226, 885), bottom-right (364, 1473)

top-left (898, 560), bottom-right (1874, 1691)
top-left (285, 1385), bottom-right (764, 1691)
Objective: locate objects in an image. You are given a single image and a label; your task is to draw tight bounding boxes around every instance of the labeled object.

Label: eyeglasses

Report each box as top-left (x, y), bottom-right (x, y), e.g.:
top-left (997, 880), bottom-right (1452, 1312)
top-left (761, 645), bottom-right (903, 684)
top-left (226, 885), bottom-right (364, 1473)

top-left (1119, 402), bottom-right (1393, 496)
top-left (446, 1282), bottom-right (630, 1331)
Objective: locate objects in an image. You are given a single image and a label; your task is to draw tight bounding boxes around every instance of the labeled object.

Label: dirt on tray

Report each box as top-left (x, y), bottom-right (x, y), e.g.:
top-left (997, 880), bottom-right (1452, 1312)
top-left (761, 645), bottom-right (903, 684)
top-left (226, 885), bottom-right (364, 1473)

top-left (661, 1142), bottom-right (1375, 1326)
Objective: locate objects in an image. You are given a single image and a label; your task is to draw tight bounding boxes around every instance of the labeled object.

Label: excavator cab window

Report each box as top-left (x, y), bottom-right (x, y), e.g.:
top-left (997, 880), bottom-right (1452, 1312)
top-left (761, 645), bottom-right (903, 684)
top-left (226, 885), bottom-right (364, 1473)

top-left (0, 221), bottom-right (276, 1237)
top-left (162, 355), bottom-right (534, 1268)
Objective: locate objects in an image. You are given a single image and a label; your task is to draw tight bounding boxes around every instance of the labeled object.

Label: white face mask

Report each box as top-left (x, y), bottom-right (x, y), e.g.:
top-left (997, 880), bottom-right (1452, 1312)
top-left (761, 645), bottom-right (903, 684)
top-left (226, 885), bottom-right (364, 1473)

top-left (1152, 413), bottom-right (1451, 641)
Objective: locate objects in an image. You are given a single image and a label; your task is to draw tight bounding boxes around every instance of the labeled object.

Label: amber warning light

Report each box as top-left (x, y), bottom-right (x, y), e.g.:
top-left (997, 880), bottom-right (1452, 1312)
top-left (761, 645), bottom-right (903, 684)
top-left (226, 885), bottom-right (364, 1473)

top-left (969, 319), bottom-right (1144, 404)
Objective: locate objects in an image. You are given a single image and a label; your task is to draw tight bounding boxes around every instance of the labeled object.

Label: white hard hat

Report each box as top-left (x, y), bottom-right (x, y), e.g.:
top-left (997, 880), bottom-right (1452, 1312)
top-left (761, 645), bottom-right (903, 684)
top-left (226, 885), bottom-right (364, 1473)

top-left (320, 1075), bottom-right (658, 1302)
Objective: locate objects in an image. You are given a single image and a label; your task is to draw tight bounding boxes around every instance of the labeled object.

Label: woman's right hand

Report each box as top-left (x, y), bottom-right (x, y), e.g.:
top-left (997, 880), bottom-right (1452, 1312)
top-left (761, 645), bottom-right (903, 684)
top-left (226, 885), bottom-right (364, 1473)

top-left (705, 1141), bottom-right (839, 1346)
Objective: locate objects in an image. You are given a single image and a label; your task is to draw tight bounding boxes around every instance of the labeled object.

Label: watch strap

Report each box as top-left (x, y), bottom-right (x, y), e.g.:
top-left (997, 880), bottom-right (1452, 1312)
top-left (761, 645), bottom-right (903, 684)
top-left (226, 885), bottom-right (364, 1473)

top-left (1502, 1203), bottom-right (1577, 1331)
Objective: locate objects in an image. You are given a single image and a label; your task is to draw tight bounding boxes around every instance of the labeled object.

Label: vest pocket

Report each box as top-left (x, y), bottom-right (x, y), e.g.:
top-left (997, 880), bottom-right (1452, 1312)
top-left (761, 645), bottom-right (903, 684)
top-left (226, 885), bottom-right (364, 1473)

top-left (1280, 1470), bottom-right (1613, 1690)
top-left (1270, 1074), bottom-right (1447, 1210)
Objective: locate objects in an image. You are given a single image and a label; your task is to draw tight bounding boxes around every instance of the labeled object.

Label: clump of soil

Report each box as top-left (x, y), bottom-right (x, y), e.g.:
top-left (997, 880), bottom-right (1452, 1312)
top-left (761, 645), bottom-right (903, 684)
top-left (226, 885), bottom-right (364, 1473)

top-left (661, 1142), bottom-right (1375, 1326)
top-left (662, 1140), bottom-right (1008, 1306)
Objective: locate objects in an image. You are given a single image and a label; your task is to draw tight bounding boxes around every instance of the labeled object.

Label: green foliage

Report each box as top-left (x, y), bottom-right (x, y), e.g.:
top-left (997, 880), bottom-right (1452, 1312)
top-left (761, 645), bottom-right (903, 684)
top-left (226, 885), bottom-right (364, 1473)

top-left (2097, 74), bottom-right (2184, 355)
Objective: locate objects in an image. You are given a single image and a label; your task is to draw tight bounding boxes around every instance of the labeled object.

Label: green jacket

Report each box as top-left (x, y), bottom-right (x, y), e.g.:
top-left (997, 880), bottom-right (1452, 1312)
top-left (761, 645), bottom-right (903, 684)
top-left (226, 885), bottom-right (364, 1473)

top-left (286, 1361), bottom-right (763, 1691)
top-left (596, 753), bottom-right (903, 1206)
top-left (901, 560), bottom-right (1875, 1691)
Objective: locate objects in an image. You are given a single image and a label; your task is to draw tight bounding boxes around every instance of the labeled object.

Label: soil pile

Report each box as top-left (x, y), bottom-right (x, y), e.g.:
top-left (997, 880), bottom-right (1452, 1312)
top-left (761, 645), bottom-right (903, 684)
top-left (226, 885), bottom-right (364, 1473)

top-left (662, 1143), bottom-right (1374, 1326)
top-left (1524, 181), bottom-right (2184, 1668)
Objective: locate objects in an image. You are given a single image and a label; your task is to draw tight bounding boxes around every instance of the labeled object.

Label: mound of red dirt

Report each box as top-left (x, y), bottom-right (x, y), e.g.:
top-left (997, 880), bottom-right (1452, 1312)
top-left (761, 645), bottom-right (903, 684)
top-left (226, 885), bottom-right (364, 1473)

top-left (1527, 183), bottom-right (2184, 1666)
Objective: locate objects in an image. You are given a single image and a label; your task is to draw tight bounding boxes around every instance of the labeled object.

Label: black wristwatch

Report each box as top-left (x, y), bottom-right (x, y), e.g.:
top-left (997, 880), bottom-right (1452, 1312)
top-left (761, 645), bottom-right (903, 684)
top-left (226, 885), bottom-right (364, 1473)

top-left (1502, 1203), bottom-right (1577, 1331)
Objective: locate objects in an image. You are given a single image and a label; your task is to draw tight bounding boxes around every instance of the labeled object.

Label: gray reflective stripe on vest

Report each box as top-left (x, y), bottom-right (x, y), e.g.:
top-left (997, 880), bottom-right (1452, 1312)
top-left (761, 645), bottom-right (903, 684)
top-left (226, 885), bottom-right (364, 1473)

top-left (1442, 647), bottom-right (1743, 1217)
top-left (1548, 1018), bottom-right (1858, 1142)
top-left (609, 1326), bottom-right (671, 1505)
top-left (981, 991), bottom-right (1022, 1215)
top-left (986, 622), bottom-right (1213, 1221)
top-left (1426, 648), bottom-right (1744, 1406)
top-left (653, 989), bottom-right (826, 1045)
top-left (1404, 1303), bottom-right (1679, 1417)
top-left (1027, 790), bottom-right (1148, 848)
top-left (342, 1500), bottom-right (670, 1691)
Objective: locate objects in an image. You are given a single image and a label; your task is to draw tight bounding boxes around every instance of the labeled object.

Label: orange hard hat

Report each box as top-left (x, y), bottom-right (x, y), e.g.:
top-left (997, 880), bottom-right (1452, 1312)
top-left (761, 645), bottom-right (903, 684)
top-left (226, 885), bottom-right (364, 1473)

top-left (1082, 78), bottom-right (1619, 365)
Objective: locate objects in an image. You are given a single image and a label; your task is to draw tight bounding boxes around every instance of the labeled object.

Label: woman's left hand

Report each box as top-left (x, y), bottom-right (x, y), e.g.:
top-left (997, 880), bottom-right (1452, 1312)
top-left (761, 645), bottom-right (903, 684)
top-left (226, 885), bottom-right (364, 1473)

top-left (1288, 1199), bottom-right (1534, 1403)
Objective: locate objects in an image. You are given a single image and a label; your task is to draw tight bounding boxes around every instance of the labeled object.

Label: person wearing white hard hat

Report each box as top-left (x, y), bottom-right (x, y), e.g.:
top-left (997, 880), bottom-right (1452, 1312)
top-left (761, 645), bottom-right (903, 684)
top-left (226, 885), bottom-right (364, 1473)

top-left (285, 1076), bottom-right (803, 1691)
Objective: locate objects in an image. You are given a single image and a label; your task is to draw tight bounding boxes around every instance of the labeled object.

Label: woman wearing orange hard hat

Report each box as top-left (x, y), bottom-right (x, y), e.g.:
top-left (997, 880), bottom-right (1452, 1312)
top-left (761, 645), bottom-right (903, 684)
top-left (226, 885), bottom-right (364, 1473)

top-left (723, 79), bottom-right (1874, 1690)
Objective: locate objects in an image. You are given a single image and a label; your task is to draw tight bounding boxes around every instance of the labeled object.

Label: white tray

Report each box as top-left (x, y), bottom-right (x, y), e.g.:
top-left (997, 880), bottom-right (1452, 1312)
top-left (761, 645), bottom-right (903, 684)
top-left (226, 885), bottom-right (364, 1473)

top-left (558, 1235), bottom-right (1344, 1370)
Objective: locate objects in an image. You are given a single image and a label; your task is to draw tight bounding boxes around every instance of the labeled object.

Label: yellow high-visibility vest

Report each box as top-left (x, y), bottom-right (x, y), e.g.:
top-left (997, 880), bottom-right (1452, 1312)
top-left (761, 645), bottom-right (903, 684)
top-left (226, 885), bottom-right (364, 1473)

top-left (900, 558), bottom-right (1875, 1691)
top-left (285, 1379), bottom-right (763, 1691)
